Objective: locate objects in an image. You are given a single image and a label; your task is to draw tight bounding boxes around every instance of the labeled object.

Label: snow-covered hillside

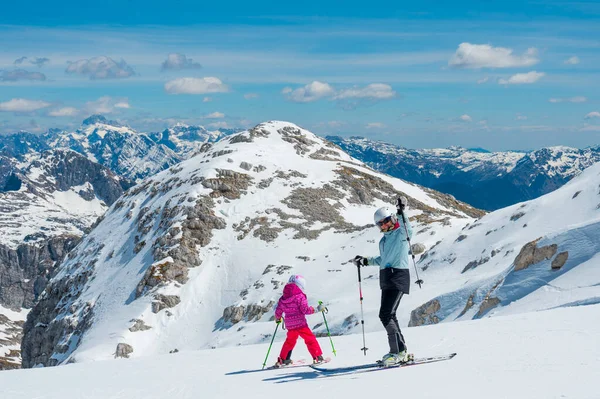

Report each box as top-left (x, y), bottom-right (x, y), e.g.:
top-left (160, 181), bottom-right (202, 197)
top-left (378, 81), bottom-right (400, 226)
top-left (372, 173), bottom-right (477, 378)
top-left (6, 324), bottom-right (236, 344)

top-left (4, 303), bottom-right (599, 399)
top-left (0, 149), bottom-right (123, 249)
top-left (22, 121), bottom-right (482, 367)
top-left (410, 160), bottom-right (600, 325)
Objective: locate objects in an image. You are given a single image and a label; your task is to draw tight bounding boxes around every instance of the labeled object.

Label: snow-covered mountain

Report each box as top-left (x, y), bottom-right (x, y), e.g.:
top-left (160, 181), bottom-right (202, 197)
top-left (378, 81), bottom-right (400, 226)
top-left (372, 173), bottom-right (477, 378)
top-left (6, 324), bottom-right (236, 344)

top-left (45, 115), bottom-right (182, 182)
top-left (328, 136), bottom-right (600, 210)
top-left (149, 123), bottom-right (240, 158)
top-left (0, 149), bottom-right (127, 369)
top-left (22, 121), bottom-right (482, 367)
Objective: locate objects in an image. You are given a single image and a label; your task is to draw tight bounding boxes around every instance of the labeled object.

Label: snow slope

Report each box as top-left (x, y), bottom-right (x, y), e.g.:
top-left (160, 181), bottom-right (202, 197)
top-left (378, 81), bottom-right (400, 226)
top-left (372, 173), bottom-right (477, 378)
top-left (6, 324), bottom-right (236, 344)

top-left (3, 303), bottom-right (599, 399)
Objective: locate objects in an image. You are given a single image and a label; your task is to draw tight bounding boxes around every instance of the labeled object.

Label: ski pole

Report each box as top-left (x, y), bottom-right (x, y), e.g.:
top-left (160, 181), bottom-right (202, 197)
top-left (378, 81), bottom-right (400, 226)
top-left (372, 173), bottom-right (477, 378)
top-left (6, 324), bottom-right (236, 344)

top-left (318, 301), bottom-right (337, 356)
top-left (398, 198), bottom-right (424, 288)
top-left (354, 261), bottom-right (369, 356)
top-left (262, 321), bottom-right (280, 369)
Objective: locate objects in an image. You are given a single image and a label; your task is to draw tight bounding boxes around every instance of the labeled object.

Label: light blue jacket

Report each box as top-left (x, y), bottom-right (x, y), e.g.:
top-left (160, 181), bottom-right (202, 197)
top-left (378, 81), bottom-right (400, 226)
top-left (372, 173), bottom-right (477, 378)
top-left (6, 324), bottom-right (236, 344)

top-left (367, 216), bottom-right (413, 270)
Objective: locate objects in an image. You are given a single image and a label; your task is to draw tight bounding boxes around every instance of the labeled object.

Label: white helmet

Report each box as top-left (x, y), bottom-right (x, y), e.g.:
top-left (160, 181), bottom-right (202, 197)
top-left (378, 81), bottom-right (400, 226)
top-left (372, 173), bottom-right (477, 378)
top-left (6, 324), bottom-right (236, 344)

top-left (373, 207), bottom-right (397, 229)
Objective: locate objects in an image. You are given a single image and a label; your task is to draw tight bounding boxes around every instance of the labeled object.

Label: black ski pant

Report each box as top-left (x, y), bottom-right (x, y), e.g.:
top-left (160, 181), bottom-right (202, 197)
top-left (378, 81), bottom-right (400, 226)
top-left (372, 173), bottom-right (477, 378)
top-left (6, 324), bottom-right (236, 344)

top-left (379, 289), bottom-right (406, 354)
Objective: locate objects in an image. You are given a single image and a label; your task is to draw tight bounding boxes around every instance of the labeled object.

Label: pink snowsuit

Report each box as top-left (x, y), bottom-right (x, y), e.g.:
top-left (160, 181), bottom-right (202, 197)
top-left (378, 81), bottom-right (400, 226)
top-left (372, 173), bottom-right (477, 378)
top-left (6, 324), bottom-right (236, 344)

top-left (274, 283), bottom-right (323, 360)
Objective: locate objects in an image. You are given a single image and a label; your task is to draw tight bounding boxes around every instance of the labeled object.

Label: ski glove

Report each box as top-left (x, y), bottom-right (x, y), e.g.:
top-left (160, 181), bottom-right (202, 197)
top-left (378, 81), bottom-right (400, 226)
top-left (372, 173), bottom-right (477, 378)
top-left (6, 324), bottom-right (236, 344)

top-left (396, 196), bottom-right (408, 213)
top-left (353, 255), bottom-right (368, 267)
top-left (316, 303), bottom-right (327, 313)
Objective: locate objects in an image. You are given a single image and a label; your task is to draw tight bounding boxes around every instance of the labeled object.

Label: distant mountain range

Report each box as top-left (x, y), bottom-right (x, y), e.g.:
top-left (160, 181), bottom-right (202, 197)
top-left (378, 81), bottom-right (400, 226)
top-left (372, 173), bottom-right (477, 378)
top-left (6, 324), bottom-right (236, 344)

top-left (327, 136), bottom-right (600, 210)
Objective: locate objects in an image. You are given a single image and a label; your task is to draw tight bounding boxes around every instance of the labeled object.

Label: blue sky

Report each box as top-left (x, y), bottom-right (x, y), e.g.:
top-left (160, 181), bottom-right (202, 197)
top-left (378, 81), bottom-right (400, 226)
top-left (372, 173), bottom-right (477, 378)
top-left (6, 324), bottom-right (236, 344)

top-left (1, 1), bottom-right (599, 150)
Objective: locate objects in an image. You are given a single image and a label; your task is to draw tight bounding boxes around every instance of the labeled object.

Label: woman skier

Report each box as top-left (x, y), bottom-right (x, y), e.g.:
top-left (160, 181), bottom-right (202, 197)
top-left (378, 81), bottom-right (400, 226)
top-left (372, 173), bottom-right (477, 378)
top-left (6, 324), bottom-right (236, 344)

top-left (353, 196), bottom-right (413, 367)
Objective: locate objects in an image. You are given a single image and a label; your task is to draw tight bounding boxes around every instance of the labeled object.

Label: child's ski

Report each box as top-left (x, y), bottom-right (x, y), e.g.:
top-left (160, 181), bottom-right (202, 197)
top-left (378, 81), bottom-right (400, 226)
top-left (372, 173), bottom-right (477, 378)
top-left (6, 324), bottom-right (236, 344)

top-left (309, 353), bottom-right (456, 373)
top-left (227, 357), bottom-right (331, 375)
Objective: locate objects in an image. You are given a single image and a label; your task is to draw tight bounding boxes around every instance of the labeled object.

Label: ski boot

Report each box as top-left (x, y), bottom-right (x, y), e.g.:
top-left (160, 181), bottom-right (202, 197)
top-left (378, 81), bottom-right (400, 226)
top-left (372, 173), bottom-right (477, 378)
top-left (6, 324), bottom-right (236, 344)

top-left (313, 355), bottom-right (325, 365)
top-left (274, 357), bottom-right (293, 368)
top-left (379, 350), bottom-right (411, 367)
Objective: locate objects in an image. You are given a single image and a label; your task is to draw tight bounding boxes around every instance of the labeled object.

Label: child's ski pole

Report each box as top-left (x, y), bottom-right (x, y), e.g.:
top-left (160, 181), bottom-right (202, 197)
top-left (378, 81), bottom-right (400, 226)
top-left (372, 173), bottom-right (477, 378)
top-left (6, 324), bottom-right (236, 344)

top-left (262, 321), bottom-right (280, 369)
top-left (318, 301), bottom-right (337, 356)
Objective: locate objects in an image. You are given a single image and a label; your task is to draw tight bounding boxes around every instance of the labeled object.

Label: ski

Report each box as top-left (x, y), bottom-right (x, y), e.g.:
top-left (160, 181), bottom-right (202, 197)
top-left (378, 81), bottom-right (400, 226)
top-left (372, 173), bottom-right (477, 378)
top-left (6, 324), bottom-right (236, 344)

top-left (227, 357), bottom-right (330, 375)
top-left (309, 353), bottom-right (456, 373)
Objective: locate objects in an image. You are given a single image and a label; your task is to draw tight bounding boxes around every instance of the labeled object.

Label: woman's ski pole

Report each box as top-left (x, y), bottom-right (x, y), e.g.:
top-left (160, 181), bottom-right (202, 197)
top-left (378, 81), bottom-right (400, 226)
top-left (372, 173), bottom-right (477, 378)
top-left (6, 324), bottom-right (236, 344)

top-left (318, 301), bottom-right (337, 356)
top-left (397, 197), bottom-right (424, 288)
top-left (262, 321), bottom-right (280, 369)
top-left (353, 260), bottom-right (369, 356)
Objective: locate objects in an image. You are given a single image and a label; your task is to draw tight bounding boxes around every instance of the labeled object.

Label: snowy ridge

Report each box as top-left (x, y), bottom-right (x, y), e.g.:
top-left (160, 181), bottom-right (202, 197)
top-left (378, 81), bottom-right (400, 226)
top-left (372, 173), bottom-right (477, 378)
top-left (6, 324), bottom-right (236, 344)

top-left (412, 161), bottom-right (600, 324)
top-left (149, 123), bottom-right (239, 158)
top-left (23, 121), bottom-right (482, 366)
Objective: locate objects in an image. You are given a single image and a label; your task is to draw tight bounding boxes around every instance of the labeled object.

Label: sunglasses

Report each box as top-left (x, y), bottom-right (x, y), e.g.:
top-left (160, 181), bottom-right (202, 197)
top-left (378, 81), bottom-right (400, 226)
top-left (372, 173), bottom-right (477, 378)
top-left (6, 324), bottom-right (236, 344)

top-left (376, 216), bottom-right (394, 227)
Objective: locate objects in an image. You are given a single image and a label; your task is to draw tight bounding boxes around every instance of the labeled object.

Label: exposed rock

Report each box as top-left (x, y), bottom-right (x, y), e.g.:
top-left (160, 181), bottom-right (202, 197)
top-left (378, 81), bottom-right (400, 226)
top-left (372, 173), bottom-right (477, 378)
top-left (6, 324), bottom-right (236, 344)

top-left (221, 301), bottom-right (275, 325)
top-left (551, 252), bottom-right (569, 270)
top-left (462, 256), bottom-right (490, 273)
top-left (151, 294), bottom-right (181, 313)
top-left (510, 212), bottom-right (525, 221)
top-left (115, 343), bottom-right (133, 359)
top-left (128, 319), bottom-right (152, 332)
top-left (457, 292), bottom-right (476, 318)
top-left (455, 235), bottom-right (467, 242)
top-left (476, 297), bottom-right (501, 317)
top-left (514, 238), bottom-right (558, 271)
top-left (0, 234), bottom-right (80, 311)
top-left (409, 299), bottom-right (441, 327)
top-left (239, 161), bottom-right (252, 171)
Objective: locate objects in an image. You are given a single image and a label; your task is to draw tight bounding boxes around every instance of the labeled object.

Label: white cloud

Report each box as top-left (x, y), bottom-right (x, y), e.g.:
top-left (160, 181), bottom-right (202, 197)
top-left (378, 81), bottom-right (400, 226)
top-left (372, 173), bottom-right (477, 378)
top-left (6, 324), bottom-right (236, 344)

top-left (334, 83), bottom-right (396, 100)
top-left (114, 101), bottom-right (130, 109)
top-left (460, 114), bottom-right (472, 122)
top-left (208, 121), bottom-right (230, 129)
top-left (366, 122), bottom-right (386, 129)
top-left (0, 69), bottom-right (46, 82)
top-left (581, 124), bottom-right (600, 132)
top-left (203, 97), bottom-right (212, 102)
top-left (564, 56), bottom-right (580, 65)
top-left (244, 93), bottom-right (259, 100)
top-left (283, 81), bottom-right (335, 103)
top-left (549, 96), bottom-right (587, 103)
top-left (0, 98), bottom-right (51, 112)
top-left (48, 107), bottom-right (78, 117)
top-left (66, 56), bottom-right (135, 79)
top-left (161, 53), bottom-right (202, 71)
top-left (498, 71), bottom-right (545, 85)
top-left (585, 111), bottom-right (600, 119)
top-left (516, 114), bottom-right (528, 120)
top-left (206, 112), bottom-right (225, 119)
top-left (477, 77), bottom-right (490, 84)
top-left (164, 77), bottom-right (229, 95)
top-left (85, 96), bottom-right (130, 114)
top-left (14, 57), bottom-right (50, 68)
top-left (449, 43), bottom-right (539, 69)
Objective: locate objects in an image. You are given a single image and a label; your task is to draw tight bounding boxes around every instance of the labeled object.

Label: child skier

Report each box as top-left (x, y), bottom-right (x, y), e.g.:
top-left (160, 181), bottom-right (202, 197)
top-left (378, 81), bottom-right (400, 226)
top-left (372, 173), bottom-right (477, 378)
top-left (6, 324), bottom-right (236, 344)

top-left (273, 274), bottom-right (326, 367)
